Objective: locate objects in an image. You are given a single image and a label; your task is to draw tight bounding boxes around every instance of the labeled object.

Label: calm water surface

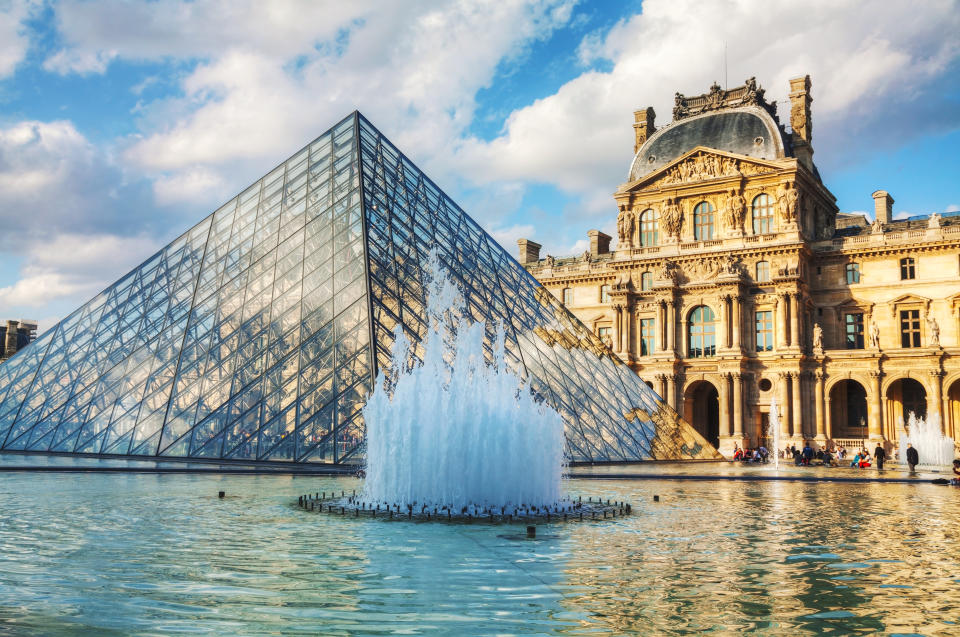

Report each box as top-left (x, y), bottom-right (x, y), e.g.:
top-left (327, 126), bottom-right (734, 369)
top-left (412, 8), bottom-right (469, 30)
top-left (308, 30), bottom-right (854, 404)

top-left (0, 472), bottom-right (958, 635)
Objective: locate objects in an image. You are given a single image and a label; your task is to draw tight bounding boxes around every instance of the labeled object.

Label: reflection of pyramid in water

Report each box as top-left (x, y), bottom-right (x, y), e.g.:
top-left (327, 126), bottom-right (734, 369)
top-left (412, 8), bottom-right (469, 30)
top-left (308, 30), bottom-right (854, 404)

top-left (0, 113), bottom-right (718, 464)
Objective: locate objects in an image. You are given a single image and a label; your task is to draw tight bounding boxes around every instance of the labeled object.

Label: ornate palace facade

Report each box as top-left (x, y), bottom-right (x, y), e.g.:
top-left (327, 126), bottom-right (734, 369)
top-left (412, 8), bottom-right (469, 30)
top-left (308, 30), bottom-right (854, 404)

top-left (520, 75), bottom-right (960, 457)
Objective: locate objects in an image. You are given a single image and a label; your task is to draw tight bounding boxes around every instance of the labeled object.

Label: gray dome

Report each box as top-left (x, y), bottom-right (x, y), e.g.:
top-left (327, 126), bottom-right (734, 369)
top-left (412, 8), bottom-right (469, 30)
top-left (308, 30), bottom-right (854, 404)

top-left (629, 107), bottom-right (787, 182)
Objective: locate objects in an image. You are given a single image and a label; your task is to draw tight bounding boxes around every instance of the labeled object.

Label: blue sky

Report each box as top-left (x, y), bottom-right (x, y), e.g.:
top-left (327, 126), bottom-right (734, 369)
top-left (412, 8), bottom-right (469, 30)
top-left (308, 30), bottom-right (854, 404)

top-left (0, 0), bottom-right (958, 331)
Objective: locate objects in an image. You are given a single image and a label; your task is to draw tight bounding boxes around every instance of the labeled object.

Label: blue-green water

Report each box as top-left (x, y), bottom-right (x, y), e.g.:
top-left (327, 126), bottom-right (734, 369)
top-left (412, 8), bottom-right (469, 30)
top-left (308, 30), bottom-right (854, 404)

top-left (1, 472), bottom-right (958, 635)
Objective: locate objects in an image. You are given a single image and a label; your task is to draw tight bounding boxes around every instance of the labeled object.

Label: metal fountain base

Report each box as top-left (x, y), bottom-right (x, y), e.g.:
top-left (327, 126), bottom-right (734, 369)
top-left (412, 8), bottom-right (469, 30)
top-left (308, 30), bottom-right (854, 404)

top-left (295, 490), bottom-right (631, 524)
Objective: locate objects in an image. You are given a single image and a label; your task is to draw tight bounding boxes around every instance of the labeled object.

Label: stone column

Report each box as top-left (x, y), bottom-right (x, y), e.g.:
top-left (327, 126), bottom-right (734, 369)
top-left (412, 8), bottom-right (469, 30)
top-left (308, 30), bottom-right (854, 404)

top-left (623, 302), bottom-right (633, 355)
top-left (719, 372), bottom-right (732, 436)
top-left (666, 301), bottom-right (676, 354)
top-left (815, 371), bottom-right (826, 440)
top-left (657, 302), bottom-right (666, 351)
top-left (666, 374), bottom-right (677, 410)
top-left (792, 371), bottom-right (803, 440)
top-left (868, 370), bottom-right (883, 440)
top-left (680, 319), bottom-right (689, 358)
top-left (775, 295), bottom-right (787, 349)
top-left (790, 292), bottom-right (801, 349)
top-left (657, 374), bottom-right (668, 401)
top-left (779, 372), bottom-right (792, 438)
top-left (719, 296), bottom-right (730, 349)
top-left (612, 304), bottom-right (622, 353)
top-left (824, 396), bottom-right (833, 441)
top-left (731, 295), bottom-right (742, 350)
top-left (733, 372), bottom-right (744, 437)
top-left (930, 370), bottom-right (944, 432)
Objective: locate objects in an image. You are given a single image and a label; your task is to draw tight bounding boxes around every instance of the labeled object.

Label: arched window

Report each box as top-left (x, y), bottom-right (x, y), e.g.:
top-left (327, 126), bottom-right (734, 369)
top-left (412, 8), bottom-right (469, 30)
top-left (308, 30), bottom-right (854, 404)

top-left (641, 271), bottom-right (653, 290)
top-left (639, 209), bottom-right (659, 247)
top-left (693, 202), bottom-right (715, 241)
top-left (845, 263), bottom-right (860, 284)
top-left (755, 260), bottom-right (770, 282)
top-left (688, 306), bottom-right (716, 358)
top-left (752, 193), bottom-right (774, 234)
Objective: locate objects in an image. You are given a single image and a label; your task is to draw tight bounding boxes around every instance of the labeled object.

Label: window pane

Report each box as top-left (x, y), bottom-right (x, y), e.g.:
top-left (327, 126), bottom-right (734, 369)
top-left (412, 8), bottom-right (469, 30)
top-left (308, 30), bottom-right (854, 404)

top-left (845, 313), bottom-right (864, 349)
top-left (689, 305), bottom-right (716, 358)
top-left (752, 194), bottom-right (773, 234)
top-left (641, 272), bottom-right (652, 291)
top-left (640, 209), bottom-right (659, 247)
top-left (640, 318), bottom-right (655, 356)
top-left (755, 311), bottom-right (773, 352)
top-left (694, 202), bottom-right (714, 241)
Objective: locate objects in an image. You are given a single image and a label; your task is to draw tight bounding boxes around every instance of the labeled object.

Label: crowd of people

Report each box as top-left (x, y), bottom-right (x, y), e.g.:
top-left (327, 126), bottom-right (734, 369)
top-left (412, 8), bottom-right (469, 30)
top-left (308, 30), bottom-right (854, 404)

top-left (730, 442), bottom-right (960, 481)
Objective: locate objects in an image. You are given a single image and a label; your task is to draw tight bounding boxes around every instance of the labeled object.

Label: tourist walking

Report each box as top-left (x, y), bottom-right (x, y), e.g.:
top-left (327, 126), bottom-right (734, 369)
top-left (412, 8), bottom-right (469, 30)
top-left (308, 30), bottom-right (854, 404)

top-left (874, 444), bottom-right (886, 471)
top-left (906, 443), bottom-right (919, 473)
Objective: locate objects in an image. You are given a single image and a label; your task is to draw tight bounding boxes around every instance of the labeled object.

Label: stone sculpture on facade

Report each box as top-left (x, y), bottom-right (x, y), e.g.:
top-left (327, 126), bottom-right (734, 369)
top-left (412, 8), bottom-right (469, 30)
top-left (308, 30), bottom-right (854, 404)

top-left (928, 316), bottom-right (940, 347)
top-left (869, 321), bottom-right (881, 350)
top-left (812, 323), bottom-right (824, 356)
top-left (661, 197), bottom-right (683, 242)
top-left (776, 182), bottom-right (800, 226)
top-left (722, 188), bottom-right (746, 235)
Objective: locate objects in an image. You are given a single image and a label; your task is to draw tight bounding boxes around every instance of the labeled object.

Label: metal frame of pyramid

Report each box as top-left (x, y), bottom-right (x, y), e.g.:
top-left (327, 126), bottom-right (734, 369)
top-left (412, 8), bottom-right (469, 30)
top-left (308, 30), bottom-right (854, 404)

top-left (0, 112), bottom-right (719, 465)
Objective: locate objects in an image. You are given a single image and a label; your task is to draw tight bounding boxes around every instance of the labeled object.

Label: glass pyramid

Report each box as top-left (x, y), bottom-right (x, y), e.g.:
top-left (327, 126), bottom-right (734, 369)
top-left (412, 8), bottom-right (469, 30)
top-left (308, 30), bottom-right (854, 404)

top-left (0, 113), bottom-right (718, 464)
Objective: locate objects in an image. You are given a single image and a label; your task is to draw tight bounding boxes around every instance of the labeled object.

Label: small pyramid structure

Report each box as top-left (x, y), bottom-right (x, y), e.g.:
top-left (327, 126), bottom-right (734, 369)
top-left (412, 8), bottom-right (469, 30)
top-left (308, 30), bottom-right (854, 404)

top-left (0, 113), bottom-right (719, 464)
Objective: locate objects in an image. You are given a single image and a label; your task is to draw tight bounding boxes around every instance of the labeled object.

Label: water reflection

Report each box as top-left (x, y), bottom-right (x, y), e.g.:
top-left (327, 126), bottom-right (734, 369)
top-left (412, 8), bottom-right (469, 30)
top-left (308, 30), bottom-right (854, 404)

top-left (0, 473), bottom-right (957, 634)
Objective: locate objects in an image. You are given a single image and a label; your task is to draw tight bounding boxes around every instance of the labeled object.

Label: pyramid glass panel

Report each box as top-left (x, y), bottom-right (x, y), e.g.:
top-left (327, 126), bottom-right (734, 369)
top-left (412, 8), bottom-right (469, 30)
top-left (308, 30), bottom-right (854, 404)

top-left (0, 113), bottom-right (719, 464)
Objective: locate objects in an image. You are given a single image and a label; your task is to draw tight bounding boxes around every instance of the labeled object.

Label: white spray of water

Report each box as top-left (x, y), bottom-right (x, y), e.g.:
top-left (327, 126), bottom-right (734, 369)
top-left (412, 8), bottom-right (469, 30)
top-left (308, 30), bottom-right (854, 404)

top-left (362, 254), bottom-right (566, 510)
top-left (899, 412), bottom-right (955, 468)
top-left (769, 395), bottom-right (781, 470)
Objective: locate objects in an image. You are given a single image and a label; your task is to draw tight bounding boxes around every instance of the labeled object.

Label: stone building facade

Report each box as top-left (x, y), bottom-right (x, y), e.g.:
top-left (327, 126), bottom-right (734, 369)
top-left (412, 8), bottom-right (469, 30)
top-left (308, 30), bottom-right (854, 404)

top-left (0, 320), bottom-right (38, 362)
top-left (520, 75), bottom-right (960, 457)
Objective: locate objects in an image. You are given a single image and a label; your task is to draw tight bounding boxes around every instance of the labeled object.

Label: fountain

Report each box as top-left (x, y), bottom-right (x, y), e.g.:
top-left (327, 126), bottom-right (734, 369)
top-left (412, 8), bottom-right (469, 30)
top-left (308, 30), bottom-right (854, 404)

top-left (363, 253), bottom-right (565, 510)
top-left (899, 412), bottom-right (955, 469)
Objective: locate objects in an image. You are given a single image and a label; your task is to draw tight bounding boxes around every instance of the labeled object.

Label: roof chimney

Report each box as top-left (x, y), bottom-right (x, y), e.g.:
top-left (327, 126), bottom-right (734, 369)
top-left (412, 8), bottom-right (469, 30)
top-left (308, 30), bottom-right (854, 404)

top-left (633, 107), bottom-right (655, 154)
top-left (516, 238), bottom-right (542, 264)
top-left (587, 230), bottom-right (611, 256)
top-left (871, 190), bottom-right (893, 225)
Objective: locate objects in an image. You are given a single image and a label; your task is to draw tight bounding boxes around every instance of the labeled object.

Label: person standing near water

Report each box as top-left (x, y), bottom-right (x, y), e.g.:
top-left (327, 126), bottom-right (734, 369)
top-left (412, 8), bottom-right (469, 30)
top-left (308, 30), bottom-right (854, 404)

top-left (874, 444), bottom-right (886, 471)
top-left (906, 443), bottom-right (919, 473)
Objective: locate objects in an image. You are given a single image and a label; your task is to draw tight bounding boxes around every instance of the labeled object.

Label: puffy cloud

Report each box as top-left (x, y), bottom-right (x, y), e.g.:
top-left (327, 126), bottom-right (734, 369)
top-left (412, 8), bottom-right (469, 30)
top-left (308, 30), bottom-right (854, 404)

top-left (452, 0), bottom-right (960, 228)
top-left (0, 120), bottom-right (165, 248)
top-left (0, 232), bottom-right (161, 310)
top-left (0, 0), bottom-right (34, 78)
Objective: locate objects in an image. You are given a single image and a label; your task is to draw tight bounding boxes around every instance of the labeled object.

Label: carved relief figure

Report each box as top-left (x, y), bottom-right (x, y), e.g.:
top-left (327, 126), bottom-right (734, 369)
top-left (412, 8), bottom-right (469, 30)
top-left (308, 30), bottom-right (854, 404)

top-left (786, 184), bottom-right (800, 221)
top-left (790, 101), bottom-right (806, 137)
top-left (928, 316), bottom-right (940, 347)
top-left (617, 209), bottom-right (629, 244)
top-left (776, 182), bottom-right (799, 223)
top-left (722, 188), bottom-right (746, 232)
top-left (869, 321), bottom-right (881, 349)
top-left (661, 197), bottom-right (683, 239)
top-left (812, 323), bottom-right (823, 353)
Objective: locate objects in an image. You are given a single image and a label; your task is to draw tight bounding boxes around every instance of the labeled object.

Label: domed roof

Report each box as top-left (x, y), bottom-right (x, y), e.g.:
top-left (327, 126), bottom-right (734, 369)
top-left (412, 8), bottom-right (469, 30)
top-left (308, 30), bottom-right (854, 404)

top-left (629, 106), bottom-right (788, 182)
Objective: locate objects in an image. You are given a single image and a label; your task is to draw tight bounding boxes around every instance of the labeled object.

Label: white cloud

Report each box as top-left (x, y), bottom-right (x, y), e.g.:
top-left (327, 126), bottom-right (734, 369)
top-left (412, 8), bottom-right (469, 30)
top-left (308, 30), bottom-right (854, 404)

top-left (152, 165), bottom-right (227, 206)
top-left (451, 0), bottom-right (960, 239)
top-left (0, 232), bottom-right (161, 309)
top-left (0, 0), bottom-right (34, 78)
top-left (0, 120), bottom-right (164, 248)
top-left (945, 204), bottom-right (960, 213)
top-left (489, 223), bottom-right (536, 251)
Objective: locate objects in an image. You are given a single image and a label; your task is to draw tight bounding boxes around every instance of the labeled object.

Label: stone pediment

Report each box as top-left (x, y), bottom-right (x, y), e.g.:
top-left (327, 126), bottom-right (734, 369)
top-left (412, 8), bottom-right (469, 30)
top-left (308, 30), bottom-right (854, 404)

top-left (622, 147), bottom-right (786, 193)
top-left (887, 293), bottom-right (931, 317)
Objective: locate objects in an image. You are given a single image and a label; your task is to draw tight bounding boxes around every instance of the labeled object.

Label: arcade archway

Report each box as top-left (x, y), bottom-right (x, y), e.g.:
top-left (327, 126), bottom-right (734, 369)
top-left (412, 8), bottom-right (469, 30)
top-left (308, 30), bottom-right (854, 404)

top-left (886, 378), bottom-right (927, 435)
top-left (829, 379), bottom-right (868, 439)
top-left (683, 380), bottom-right (720, 448)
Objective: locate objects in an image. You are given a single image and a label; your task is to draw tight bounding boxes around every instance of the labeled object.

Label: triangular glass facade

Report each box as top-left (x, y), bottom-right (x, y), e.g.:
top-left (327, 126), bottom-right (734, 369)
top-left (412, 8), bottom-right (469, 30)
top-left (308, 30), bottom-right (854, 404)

top-left (0, 113), bottom-right (718, 464)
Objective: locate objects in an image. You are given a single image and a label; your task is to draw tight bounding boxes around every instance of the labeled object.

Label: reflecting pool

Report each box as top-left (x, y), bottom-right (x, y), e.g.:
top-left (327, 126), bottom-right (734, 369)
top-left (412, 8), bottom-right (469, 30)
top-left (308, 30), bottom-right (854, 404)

top-left (1, 472), bottom-right (958, 635)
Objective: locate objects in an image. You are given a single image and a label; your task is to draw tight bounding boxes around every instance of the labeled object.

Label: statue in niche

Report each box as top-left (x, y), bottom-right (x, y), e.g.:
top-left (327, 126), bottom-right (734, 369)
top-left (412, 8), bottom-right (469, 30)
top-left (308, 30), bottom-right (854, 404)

top-left (812, 323), bottom-right (823, 355)
top-left (786, 185), bottom-right (800, 221)
top-left (722, 188), bottom-right (746, 232)
top-left (662, 197), bottom-right (683, 239)
top-left (617, 209), bottom-right (629, 244)
top-left (928, 316), bottom-right (940, 347)
top-left (776, 182), bottom-right (799, 223)
top-left (869, 321), bottom-right (881, 349)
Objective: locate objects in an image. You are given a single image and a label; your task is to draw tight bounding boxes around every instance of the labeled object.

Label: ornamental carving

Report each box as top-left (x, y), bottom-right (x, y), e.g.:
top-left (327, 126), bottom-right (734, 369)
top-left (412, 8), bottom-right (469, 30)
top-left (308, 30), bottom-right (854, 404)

top-left (657, 152), bottom-right (741, 185)
top-left (776, 181), bottom-right (800, 223)
top-left (679, 255), bottom-right (744, 282)
top-left (661, 197), bottom-right (683, 240)
top-left (721, 188), bottom-right (746, 233)
top-left (617, 208), bottom-right (636, 246)
top-left (672, 77), bottom-right (777, 122)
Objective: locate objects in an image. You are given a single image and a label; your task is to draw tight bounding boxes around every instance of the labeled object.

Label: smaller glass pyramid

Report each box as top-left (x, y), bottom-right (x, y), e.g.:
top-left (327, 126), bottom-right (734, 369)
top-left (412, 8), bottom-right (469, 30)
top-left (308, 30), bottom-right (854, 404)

top-left (0, 113), bottom-right (719, 464)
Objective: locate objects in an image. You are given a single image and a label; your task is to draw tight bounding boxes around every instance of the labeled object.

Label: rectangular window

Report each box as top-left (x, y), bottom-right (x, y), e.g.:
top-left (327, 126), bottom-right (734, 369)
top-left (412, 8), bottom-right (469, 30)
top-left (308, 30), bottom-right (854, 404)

top-left (756, 261), bottom-right (770, 282)
top-left (640, 318), bottom-right (655, 356)
top-left (562, 288), bottom-right (572, 306)
top-left (600, 284), bottom-right (611, 303)
top-left (900, 258), bottom-right (916, 280)
top-left (597, 326), bottom-right (611, 343)
top-left (755, 310), bottom-right (773, 352)
top-left (641, 272), bottom-right (653, 291)
top-left (845, 312), bottom-right (864, 349)
top-left (900, 309), bottom-right (921, 347)
top-left (845, 263), bottom-right (860, 284)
